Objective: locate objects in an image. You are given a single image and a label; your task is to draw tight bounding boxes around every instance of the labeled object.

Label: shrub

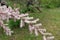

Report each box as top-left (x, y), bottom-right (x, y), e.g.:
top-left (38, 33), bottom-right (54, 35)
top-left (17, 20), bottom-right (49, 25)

top-left (8, 19), bottom-right (20, 29)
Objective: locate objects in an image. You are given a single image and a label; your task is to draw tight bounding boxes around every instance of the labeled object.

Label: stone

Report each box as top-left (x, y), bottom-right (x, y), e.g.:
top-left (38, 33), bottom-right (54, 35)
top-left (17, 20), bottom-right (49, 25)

top-left (19, 13), bottom-right (29, 18)
top-left (47, 36), bottom-right (54, 40)
top-left (25, 18), bottom-right (39, 23)
top-left (29, 25), bottom-right (34, 34)
top-left (22, 17), bottom-right (33, 20)
top-left (43, 35), bottom-right (47, 40)
top-left (38, 29), bottom-right (46, 32)
top-left (33, 23), bottom-right (42, 27)
top-left (20, 19), bottom-right (25, 28)
top-left (34, 28), bottom-right (38, 36)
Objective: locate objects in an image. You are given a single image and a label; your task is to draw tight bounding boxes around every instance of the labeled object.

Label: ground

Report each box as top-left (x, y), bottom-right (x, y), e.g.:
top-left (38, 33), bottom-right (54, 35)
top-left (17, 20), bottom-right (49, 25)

top-left (0, 8), bottom-right (60, 40)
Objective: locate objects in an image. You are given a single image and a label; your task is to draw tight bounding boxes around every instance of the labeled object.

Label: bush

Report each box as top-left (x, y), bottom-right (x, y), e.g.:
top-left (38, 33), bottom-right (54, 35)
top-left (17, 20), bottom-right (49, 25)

top-left (8, 19), bottom-right (20, 29)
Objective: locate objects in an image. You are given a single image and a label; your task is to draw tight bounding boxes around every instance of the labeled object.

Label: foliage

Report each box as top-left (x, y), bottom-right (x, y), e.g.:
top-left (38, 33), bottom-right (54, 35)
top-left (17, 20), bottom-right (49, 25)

top-left (41, 0), bottom-right (60, 8)
top-left (6, 0), bottom-right (60, 8)
top-left (8, 19), bottom-right (20, 29)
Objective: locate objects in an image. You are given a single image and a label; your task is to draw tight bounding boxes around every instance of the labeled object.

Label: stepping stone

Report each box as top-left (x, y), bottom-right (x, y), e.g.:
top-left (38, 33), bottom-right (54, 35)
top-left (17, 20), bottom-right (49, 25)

top-left (20, 17), bottom-right (33, 28)
top-left (39, 31), bottom-right (52, 36)
top-left (33, 23), bottom-right (42, 27)
top-left (33, 23), bottom-right (42, 29)
top-left (34, 28), bottom-right (39, 36)
top-left (38, 29), bottom-right (46, 32)
top-left (22, 17), bottom-right (34, 20)
top-left (29, 25), bottom-right (34, 34)
top-left (31, 18), bottom-right (39, 23)
top-left (8, 31), bottom-right (14, 36)
top-left (47, 36), bottom-right (54, 40)
top-left (43, 33), bottom-right (52, 36)
top-left (43, 35), bottom-right (47, 40)
top-left (0, 5), bottom-right (55, 39)
top-left (16, 14), bottom-right (29, 19)
top-left (4, 27), bottom-right (13, 36)
top-left (19, 13), bottom-right (29, 18)
top-left (20, 19), bottom-right (25, 28)
top-left (25, 18), bottom-right (39, 23)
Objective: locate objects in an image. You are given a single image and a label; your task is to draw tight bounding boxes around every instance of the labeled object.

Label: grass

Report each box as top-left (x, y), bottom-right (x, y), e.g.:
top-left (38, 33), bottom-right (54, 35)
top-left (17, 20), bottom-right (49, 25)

top-left (0, 7), bottom-right (60, 40)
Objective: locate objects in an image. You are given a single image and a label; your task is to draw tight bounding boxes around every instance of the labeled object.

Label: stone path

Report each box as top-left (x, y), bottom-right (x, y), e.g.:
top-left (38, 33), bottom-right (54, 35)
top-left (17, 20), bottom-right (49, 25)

top-left (0, 5), bottom-right (54, 40)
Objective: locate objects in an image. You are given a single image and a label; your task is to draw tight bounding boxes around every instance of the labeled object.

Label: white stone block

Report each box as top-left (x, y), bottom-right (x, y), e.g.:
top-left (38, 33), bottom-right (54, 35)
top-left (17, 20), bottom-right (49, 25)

top-left (29, 25), bottom-right (33, 34)
top-left (47, 36), bottom-right (54, 40)
top-left (34, 28), bottom-right (38, 36)
top-left (25, 18), bottom-right (39, 23)
top-left (20, 19), bottom-right (25, 28)
top-left (43, 36), bottom-right (47, 40)
top-left (31, 18), bottom-right (39, 23)
top-left (39, 31), bottom-right (52, 36)
top-left (19, 14), bottom-right (29, 17)
top-left (24, 20), bottom-right (31, 23)
top-left (22, 17), bottom-right (33, 20)
top-left (42, 32), bottom-right (52, 36)
top-left (8, 31), bottom-right (14, 36)
top-left (38, 29), bottom-right (46, 32)
top-left (43, 33), bottom-right (52, 36)
top-left (33, 23), bottom-right (42, 27)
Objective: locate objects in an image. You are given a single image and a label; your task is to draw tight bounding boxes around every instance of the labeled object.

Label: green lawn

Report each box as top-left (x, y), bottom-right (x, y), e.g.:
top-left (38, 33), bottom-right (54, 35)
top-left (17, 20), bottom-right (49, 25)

top-left (0, 8), bottom-right (60, 40)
